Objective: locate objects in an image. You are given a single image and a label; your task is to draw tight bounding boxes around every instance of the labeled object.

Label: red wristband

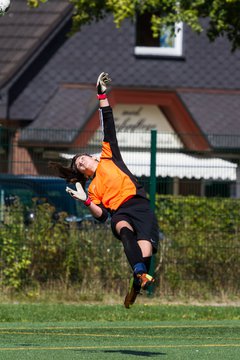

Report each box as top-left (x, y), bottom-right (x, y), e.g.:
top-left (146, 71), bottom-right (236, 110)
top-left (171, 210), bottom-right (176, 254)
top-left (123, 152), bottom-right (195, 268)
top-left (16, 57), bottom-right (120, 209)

top-left (84, 197), bottom-right (91, 207)
top-left (97, 94), bottom-right (107, 100)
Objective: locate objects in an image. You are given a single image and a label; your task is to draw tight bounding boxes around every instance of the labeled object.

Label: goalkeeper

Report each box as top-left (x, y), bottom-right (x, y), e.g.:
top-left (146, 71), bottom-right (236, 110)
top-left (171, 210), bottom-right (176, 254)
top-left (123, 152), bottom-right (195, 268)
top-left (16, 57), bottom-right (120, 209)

top-left (51, 73), bottom-right (159, 308)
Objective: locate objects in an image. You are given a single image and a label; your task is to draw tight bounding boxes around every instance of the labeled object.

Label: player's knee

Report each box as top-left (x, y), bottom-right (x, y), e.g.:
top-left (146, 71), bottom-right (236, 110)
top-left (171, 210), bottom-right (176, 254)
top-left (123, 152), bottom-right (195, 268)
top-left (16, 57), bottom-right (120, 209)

top-left (115, 220), bottom-right (133, 235)
top-left (137, 240), bottom-right (152, 257)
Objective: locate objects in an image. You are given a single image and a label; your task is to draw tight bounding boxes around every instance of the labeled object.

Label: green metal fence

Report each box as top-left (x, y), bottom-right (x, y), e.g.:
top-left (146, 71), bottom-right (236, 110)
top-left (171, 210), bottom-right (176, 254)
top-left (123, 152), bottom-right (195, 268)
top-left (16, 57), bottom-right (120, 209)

top-left (0, 127), bottom-right (238, 198)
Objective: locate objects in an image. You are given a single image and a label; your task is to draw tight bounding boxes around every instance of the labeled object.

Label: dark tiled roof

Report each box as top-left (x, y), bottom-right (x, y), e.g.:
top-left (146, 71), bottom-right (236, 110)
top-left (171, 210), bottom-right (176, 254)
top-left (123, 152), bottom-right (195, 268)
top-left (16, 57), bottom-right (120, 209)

top-left (0, 0), bottom-right (72, 88)
top-left (178, 91), bottom-right (240, 148)
top-left (10, 15), bottom-right (240, 122)
top-left (2, 11), bottom-right (240, 150)
top-left (19, 86), bottom-right (97, 144)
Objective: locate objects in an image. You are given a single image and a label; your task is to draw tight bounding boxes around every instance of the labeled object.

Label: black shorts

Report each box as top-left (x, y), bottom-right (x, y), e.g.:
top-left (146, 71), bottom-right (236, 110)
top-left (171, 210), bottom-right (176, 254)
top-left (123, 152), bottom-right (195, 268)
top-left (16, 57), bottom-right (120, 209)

top-left (111, 196), bottom-right (159, 254)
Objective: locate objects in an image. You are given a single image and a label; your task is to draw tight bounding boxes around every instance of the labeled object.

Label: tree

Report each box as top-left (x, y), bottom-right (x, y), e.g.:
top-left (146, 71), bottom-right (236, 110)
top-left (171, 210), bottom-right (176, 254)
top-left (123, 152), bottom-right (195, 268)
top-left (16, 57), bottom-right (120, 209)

top-left (29, 0), bottom-right (240, 51)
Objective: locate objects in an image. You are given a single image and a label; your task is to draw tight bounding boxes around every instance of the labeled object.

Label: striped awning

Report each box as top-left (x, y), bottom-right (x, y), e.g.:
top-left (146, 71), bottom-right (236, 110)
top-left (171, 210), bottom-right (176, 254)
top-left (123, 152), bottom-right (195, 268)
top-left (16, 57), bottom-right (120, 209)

top-left (61, 152), bottom-right (237, 181)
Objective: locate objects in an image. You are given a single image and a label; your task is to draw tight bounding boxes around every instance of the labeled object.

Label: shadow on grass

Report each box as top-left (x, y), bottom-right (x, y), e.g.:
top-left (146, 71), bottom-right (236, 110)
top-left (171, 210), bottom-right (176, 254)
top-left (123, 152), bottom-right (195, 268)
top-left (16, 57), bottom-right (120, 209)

top-left (103, 350), bottom-right (166, 356)
top-left (74, 349), bottom-right (166, 356)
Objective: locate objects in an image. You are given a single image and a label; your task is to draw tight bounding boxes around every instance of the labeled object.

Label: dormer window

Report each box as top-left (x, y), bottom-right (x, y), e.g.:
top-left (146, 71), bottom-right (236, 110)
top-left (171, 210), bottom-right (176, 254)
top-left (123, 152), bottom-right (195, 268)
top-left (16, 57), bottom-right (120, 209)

top-left (135, 12), bottom-right (183, 57)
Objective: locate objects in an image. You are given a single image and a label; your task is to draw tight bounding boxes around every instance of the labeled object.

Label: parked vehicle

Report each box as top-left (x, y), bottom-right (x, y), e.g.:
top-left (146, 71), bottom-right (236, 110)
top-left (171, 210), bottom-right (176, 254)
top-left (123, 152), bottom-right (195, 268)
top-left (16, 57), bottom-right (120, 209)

top-left (0, 174), bottom-right (83, 223)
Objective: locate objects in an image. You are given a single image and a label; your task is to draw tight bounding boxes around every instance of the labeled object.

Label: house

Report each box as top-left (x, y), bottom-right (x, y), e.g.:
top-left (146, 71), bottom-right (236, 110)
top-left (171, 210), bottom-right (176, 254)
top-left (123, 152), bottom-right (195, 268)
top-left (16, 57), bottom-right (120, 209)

top-left (0, 0), bottom-right (240, 197)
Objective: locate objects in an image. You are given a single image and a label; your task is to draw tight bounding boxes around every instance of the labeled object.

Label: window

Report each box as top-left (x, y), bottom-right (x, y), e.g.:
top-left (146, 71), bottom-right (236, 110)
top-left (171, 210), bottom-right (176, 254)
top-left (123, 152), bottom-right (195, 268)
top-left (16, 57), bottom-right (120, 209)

top-left (135, 12), bottom-right (183, 57)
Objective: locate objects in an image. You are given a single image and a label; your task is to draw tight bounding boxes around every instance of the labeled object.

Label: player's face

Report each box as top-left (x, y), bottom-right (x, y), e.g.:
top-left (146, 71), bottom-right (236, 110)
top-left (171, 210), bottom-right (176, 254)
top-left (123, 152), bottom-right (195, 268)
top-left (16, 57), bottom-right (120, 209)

top-left (75, 155), bottom-right (96, 177)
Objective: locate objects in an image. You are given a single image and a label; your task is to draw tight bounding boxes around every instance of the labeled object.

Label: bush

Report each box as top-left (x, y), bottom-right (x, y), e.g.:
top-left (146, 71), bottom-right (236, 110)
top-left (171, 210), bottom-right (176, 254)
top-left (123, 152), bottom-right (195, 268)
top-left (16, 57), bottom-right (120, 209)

top-left (0, 199), bottom-right (31, 289)
top-left (0, 199), bottom-right (129, 295)
top-left (0, 195), bottom-right (239, 300)
top-left (155, 195), bottom-right (240, 297)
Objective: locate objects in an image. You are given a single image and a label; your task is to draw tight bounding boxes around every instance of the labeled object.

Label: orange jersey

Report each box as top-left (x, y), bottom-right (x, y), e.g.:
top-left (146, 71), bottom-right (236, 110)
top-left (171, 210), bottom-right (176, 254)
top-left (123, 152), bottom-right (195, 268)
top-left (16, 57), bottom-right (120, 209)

top-left (88, 106), bottom-right (146, 211)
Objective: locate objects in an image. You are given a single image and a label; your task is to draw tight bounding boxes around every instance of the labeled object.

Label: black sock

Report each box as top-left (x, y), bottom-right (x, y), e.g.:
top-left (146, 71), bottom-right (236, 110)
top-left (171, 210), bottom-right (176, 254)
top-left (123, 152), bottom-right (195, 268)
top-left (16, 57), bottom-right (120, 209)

top-left (119, 227), bottom-right (144, 270)
top-left (143, 256), bottom-right (152, 273)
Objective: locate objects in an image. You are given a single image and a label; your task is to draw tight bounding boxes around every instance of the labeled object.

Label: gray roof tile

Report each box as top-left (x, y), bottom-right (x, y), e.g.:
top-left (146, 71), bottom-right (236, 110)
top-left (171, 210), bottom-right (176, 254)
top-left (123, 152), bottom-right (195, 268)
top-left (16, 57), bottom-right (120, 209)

top-left (0, 0), bottom-right (72, 88)
top-left (19, 86), bottom-right (97, 144)
top-left (10, 15), bottom-right (240, 120)
top-left (2, 9), bottom-right (240, 150)
top-left (178, 91), bottom-right (240, 148)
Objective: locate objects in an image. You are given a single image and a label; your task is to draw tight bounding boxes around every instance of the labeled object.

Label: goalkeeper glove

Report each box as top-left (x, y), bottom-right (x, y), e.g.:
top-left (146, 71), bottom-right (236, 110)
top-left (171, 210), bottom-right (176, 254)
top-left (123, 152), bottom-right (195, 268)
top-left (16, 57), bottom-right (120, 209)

top-left (96, 72), bottom-right (111, 100)
top-left (66, 182), bottom-right (91, 206)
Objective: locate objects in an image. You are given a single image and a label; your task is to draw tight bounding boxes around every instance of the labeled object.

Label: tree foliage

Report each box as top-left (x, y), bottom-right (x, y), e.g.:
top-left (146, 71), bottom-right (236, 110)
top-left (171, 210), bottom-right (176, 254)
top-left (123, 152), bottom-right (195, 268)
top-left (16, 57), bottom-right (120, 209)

top-left (29, 0), bottom-right (240, 51)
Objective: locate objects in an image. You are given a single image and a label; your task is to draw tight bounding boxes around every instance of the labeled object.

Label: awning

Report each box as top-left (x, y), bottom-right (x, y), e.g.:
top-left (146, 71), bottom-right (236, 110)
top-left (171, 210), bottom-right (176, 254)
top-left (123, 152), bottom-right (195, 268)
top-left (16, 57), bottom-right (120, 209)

top-left (61, 152), bottom-right (237, 181)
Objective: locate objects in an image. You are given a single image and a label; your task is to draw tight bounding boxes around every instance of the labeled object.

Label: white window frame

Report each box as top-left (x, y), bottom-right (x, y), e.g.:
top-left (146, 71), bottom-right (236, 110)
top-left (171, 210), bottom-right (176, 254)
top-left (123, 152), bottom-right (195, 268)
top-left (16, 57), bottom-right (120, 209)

top-left (135, 22), bottom-right (183, 57)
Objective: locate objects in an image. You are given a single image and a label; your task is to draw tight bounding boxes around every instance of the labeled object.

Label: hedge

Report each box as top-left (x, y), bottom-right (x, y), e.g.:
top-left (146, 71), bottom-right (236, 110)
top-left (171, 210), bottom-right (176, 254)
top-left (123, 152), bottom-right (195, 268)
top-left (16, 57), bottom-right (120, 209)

top-left (155, 195), bottom-right (240, 297)
top-left (0, 195), bottom-right (239, 299)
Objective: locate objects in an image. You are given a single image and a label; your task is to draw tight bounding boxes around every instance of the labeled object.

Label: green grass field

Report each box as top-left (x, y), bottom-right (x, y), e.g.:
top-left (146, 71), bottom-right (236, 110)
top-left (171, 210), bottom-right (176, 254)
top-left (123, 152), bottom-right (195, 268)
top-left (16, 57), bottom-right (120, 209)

top-left (0, 304), bottom-right (239, 359)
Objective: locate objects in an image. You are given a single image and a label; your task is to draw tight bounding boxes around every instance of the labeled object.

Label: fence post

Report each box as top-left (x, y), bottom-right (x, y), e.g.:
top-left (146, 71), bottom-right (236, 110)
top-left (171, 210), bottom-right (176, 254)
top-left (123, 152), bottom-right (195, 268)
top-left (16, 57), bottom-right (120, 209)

top-left (150, 129), bottom-right (157, 209)
top-left (236, 164), bottom-right (240, 198)
top-left (148, 129), bottom-right (157, 295)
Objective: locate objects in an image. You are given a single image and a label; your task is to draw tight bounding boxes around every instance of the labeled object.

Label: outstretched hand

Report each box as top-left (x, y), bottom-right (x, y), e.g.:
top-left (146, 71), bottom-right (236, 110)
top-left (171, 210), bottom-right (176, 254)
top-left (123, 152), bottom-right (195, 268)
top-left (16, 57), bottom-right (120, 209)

top-left (66, 182), bottom-right (87, 201)
top-left (96, 72), bottom-right (112, 95)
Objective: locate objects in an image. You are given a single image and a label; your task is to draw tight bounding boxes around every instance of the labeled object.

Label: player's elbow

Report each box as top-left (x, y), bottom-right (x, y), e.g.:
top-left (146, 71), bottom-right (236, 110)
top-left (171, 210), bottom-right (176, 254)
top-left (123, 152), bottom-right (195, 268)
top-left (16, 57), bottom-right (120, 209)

top-left (94, 211), bottom-right (108, 223)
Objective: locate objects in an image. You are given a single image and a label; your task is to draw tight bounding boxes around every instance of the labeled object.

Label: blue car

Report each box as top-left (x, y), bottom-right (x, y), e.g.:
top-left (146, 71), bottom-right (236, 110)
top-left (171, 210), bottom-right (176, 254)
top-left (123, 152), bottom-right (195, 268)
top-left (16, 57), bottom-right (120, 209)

top-left (0, 174), bottom-right (84, 223)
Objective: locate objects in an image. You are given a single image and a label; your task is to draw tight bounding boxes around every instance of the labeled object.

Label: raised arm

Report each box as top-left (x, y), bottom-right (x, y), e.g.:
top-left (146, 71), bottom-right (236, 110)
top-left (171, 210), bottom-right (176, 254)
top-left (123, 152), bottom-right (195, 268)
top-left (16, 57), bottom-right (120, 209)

top-left (96, 73), bottom-right (116, 141)
top-left (96, 72), bottom-right (122, 159)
